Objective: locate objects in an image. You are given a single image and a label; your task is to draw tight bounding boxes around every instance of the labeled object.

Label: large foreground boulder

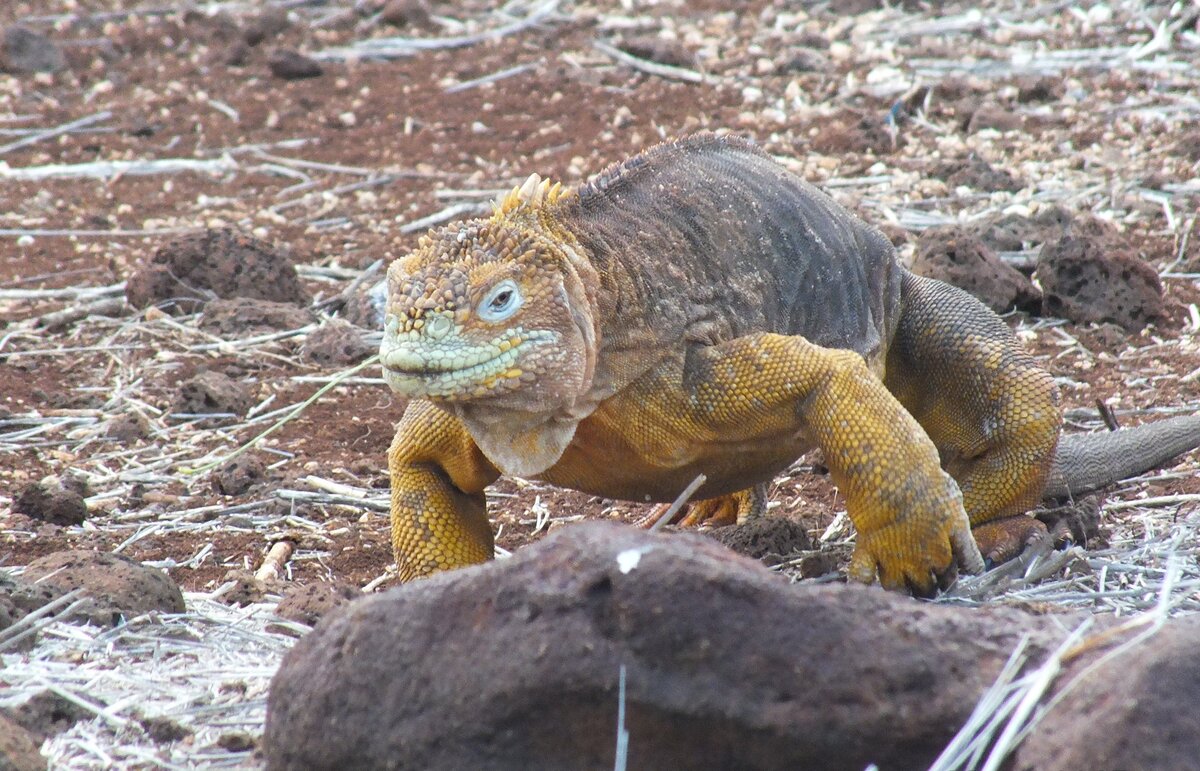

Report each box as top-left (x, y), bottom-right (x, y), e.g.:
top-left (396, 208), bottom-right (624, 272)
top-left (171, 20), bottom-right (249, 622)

top-left (0, 713), bottom-right (43, 771)
top-left (266, 523), bottom-right (1080, 770)
top-left (1013, 614), bottom-right (1200, 771)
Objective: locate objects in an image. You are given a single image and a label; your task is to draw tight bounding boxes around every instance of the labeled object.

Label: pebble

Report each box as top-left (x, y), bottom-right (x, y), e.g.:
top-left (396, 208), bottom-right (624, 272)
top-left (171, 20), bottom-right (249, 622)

top-left (268, 49), bottom-right (323, 80)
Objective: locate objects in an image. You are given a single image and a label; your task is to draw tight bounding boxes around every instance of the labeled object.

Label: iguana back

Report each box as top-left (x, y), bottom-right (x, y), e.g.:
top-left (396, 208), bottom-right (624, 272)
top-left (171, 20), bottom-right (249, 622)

top-left (558, 134), bottom-right (902, 364)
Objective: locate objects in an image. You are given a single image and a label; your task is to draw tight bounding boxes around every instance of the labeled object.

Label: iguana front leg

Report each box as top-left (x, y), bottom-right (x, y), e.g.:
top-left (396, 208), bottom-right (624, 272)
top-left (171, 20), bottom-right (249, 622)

top-left (388, 400), bottom-right (500, 581)
top-left (685, 333), bottom-right (984, 594)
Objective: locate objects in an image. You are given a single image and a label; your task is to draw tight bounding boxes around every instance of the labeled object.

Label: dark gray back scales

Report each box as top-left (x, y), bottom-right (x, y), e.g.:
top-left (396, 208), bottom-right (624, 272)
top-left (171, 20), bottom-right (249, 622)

top-left (559, 134), bottom-right (902, 359)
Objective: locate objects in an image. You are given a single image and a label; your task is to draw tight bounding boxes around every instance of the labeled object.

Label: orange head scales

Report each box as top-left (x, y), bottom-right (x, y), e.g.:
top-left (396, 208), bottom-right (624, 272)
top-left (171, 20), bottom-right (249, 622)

top-left (380, 174), bottom-right (601, 419)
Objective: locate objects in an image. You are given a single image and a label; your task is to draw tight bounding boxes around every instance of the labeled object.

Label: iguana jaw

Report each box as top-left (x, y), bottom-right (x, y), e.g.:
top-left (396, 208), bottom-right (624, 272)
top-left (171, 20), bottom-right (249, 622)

top-left (380, 316), bottom-right (556, 401)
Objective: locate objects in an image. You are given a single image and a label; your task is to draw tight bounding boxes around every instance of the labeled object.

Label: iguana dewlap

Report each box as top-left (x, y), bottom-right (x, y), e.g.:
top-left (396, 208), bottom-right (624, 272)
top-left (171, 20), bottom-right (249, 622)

top-left (379, 134), bottom-right (1199, 595)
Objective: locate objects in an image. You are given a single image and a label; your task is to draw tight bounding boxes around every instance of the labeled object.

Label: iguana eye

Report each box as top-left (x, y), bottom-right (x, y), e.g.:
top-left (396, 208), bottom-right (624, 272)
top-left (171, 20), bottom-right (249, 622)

top-left (478, 280), bottom-right (522, 322)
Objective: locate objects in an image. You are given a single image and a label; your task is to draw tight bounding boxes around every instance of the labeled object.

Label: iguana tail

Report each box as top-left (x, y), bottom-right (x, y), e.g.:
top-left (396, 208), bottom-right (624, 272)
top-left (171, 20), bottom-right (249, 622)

top-left (1044, 414), bottom-right (1200, 499)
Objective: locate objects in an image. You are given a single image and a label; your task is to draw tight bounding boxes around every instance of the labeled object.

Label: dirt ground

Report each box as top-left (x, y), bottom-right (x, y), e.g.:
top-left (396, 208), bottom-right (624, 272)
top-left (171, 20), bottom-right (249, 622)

top-left (2, 0), bottom-right (1199, 600)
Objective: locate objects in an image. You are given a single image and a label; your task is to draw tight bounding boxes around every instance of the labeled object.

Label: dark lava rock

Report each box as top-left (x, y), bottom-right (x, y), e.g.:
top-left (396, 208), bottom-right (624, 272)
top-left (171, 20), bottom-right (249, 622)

top-left (265, 522), bottom-right (1071, 771)
top-left (973, 205), bottom-right (1108, 255)
top-left (617, 35), bottom-right (697, 69)
top-left (218, 731), bottom-right (258, 752)
top-left (379, 0), bottom-right (433, 28)
top-left (775, 48), bottom-right (830, 74)
top-left (268, 49), bottom-right (323, 80)
top-left (911, 226), bottom-right (1041, 313)
top-left (1036, 233), bottom-right (1164, 331)
top-left (140, 715), bottom-right (192, 744)
top-left (211, 455), bottom-right (266, 496)
top-left (811, 111), bottom-right (901, 155)
top-left (243, 7), bottom-right (290, 46)
top-left (175, 369), bottom-right (253, 416)
top-left (0, 713), bottom-right (44, 771)
top-left (340, 278), bottom-right (388, 329)
top-left (274, 581), bottom-right (361, 627)
top-left (105, 412), bottom-right (151, 443)
top-left (1014, 615), bottom-right (1200, 771)
top-left (125, 228), bottom-right (310, 314)
top-left (15, 550), bottom-right (185, 627)
top-left (0, 25), bottom-right (64, 74)
top-left (1016, 76), bottom-right (1065, 104)
top-left (3, 689), bottom-right (92, 744)
top-left (216, 569), bottom-right (266, 607)
top-left (199, 297), bottom-right (312, 337)
top-left (708, 515), bottom-right (812, 566)
top-left (13, 474), bottom-right (88, 526)
top-left (946, 154), bottom-right (1022, 192)
top-left (965, 102), bottom-right (1025, 133)
top-left (1173, 129), bottom-right (1200, 163)
top-left (0, 589), bottom-right (32, 651)
top-left (300, 319), bottom-right (376, 367)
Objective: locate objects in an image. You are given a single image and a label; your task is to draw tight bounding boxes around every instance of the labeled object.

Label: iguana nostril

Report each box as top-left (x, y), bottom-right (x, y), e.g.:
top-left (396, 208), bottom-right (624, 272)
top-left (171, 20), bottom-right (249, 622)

top-left (425, 313), bottom-right (452, 340)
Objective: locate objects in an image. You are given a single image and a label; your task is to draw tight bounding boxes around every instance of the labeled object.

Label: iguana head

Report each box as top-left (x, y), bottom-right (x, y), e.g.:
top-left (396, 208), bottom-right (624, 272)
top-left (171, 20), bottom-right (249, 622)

top-left (381, 175), bottom-right (599, 416)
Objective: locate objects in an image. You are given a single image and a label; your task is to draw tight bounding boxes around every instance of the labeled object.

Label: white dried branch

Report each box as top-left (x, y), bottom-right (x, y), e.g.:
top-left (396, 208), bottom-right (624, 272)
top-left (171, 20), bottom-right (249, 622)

top-left (275, 488), bottom-right (389, 512)
top-left (0, 596), bottom-right (300, 768)
top-left (312, 0), bottom-right (563, 61)
top-left (445, 62), bottom-right (538, 93)
top-left (0, 155), bottom-right (238, 180)
top-left (0, 110), bottom-right (113, 155)
top-left (649, 473), bottom-right (707, 531)
top-left (399, 202), bottom-right (489, 233)
top-left (591, 39), bottom-right (716, 84)
top-left (0, 226), bottom-right (197, 238)
top-left (0, 282), bottom-right (125, 301)
top-left (1104, 493), bottom-right (1200, 511)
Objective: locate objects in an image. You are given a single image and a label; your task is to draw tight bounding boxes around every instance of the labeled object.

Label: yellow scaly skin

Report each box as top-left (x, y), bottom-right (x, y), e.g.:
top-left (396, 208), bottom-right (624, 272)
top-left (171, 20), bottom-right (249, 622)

top-left (381, 134), bottom-right (1062, 594)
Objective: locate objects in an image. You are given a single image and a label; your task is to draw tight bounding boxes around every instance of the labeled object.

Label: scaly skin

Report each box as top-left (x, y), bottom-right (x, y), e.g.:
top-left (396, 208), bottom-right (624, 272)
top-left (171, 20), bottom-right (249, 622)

top-left (379, 134), bottom-right (1138, 594)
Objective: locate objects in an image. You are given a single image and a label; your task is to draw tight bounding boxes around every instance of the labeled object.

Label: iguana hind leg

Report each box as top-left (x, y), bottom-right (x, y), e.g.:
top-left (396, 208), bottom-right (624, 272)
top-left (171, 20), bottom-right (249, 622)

top-left (884, 273), bottom-right (1061, 563)
top-left (684, 333), bottom-right (983, 595)
top-left (389, 400), bottom-right (501, 581)
top-left (680, 484), bottom-right (768, 527)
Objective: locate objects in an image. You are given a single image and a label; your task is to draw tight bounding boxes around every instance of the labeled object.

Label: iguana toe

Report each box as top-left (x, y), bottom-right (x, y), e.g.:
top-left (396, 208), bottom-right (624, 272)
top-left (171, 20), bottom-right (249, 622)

top-left (639, 485), bottom-right (768, 530)
top-left (677, 497), bottom-right (740, 527)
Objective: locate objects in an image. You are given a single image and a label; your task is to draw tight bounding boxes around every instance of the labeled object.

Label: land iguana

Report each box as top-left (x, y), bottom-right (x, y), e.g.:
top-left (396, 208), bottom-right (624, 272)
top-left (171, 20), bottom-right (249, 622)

top-left (379, 134), bottom-right (1200, 595)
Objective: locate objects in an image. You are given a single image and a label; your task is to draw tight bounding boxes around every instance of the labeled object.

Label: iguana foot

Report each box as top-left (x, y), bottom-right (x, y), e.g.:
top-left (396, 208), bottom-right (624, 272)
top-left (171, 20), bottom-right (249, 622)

top-left (972, 515), bottom-right (1050, 567)
top-left (1034, 495), bottom-right (1103, 549)
top-left (639, 485), bottom-right (767, 529)
top-left (849, 503), bottom-right (982, 598)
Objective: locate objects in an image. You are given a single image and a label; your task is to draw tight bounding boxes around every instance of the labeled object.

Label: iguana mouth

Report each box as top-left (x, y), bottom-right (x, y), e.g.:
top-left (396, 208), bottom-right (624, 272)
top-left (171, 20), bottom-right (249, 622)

top-left (379, 324), bottom-right (554, 399)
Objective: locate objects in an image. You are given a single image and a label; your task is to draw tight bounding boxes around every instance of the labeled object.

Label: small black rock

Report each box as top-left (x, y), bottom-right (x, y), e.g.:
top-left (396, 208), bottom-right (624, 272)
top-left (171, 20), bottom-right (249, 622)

top-left (268, 49), bottom-right (322, 80)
